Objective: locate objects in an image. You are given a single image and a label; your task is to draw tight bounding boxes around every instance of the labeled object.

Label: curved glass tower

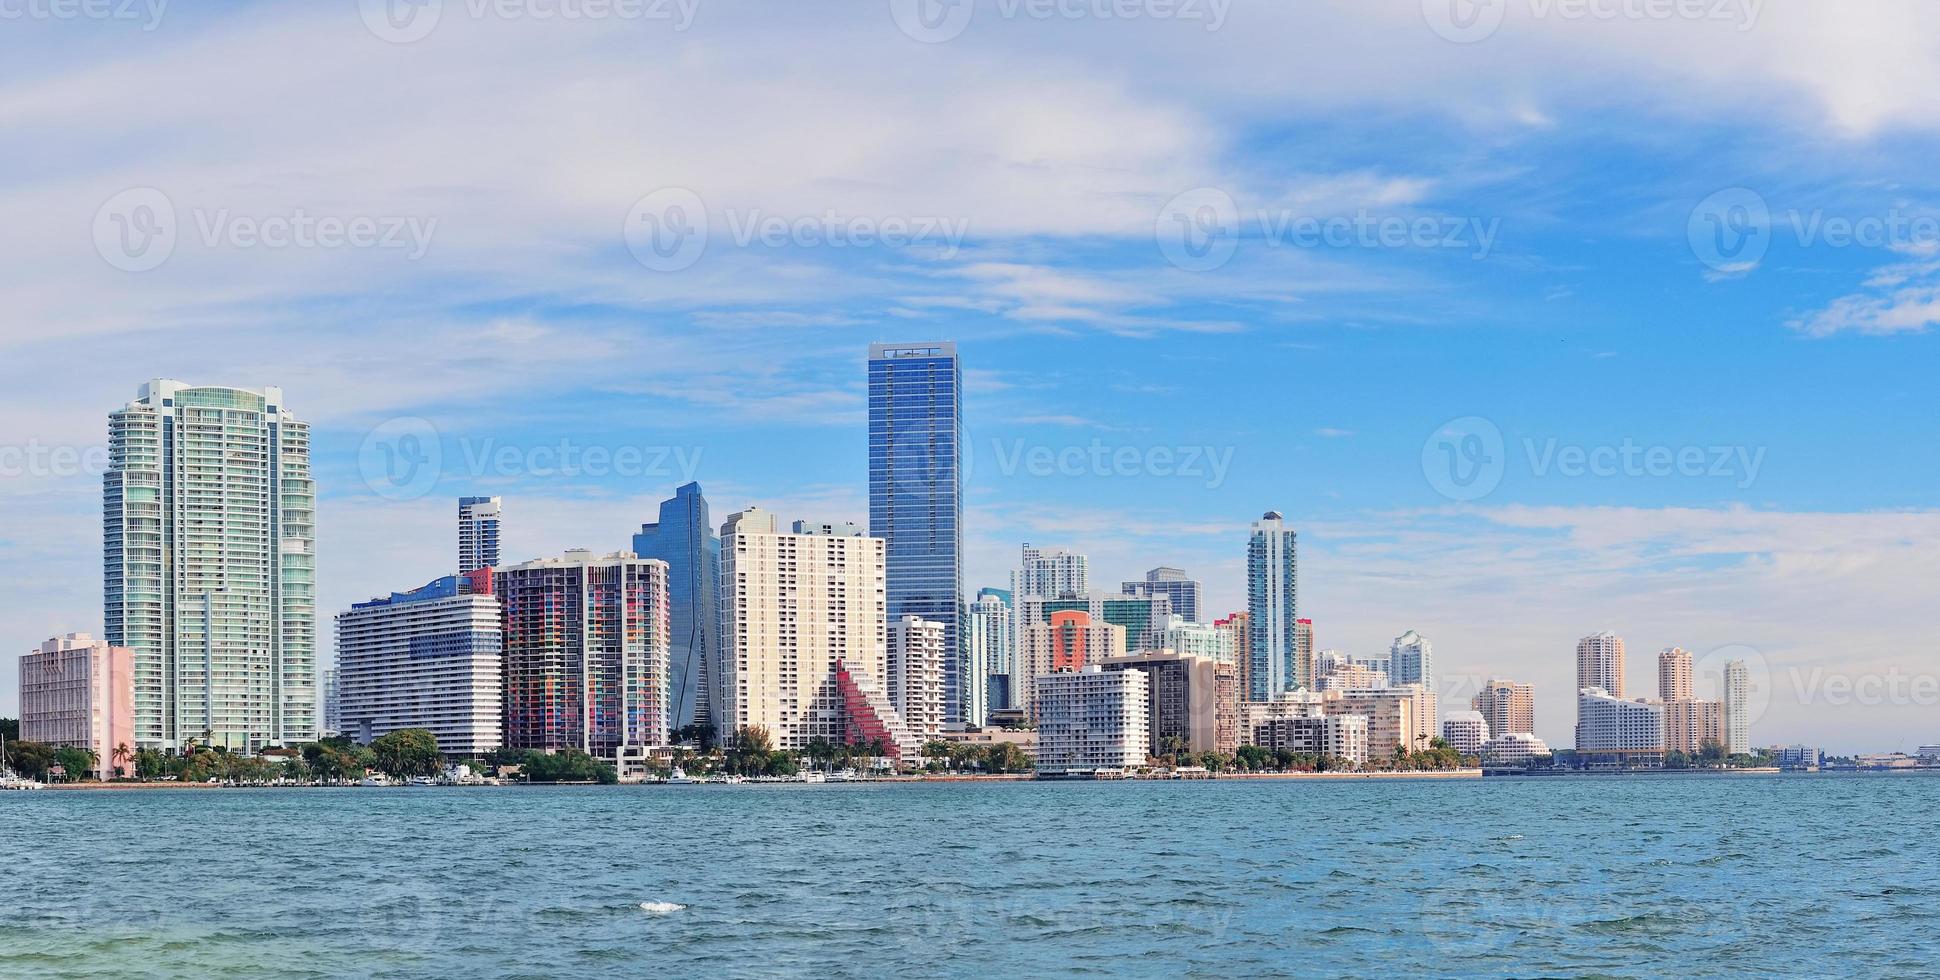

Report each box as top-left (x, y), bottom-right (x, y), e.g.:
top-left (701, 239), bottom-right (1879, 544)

top-left (633, 482), bottom-right (720, 734)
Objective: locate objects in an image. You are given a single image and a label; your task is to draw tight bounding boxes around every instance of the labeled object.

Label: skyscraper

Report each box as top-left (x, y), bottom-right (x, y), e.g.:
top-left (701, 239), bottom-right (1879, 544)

top-left (1658, 647), bottom-right (1694, 703)
top-left (1122, 566), bottom-right (1203, 623)
top-left (1472, 678), bottom-right (1535, 737)
top-left (633, 482), bottom-right (721, 734)
top-left (498, 550), bottom-right (671, 759)
top-left (1723, 659), bottom-right (1751, 755)
top-left (1576, 631), bottom-right (1626, 699)
top-left (1015, 610), bottom-right (1127, 719)
top-left (336, 575), bottom-right (503, 757)
top-left (105, 381), bottom-right (315, 752)
top-left (1215, 612), bottom-right (1250, 704)
top-left (968, 590), bottom-right (1013, 710)
top-left (458, 496), bottom-right (502, 574)
top-left (1012, 544), bottom-right (1088, 601)
top-left (868, 342), bottom-right (964, 725)
top-left (1390, 630), bottom-right (1433, 690)
top-left (1247, 511), bottom-right (1301, 698)
top-left (889, 616), bottom-right (946, 740)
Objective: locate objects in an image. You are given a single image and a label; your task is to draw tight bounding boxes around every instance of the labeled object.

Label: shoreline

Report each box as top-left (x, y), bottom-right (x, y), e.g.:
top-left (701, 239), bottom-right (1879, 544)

top-left (34, 770), bottom-right (1486, 791)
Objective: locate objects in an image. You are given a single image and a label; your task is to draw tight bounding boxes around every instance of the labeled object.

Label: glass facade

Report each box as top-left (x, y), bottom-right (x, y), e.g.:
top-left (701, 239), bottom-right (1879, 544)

top-left (632, 482), bottom-right (720, 734)
top-left (868, 342), bottom-right (965, 725)
top-left (1247, 512), bottom-right (1300, 699)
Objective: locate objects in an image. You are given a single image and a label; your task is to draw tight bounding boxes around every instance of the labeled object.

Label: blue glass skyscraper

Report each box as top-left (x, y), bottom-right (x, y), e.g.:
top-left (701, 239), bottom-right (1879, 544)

top-left (1247, 510), bottom-right (1302, 698)
top-left (633, 482), bottom-right (720, 734)
top-left (868, 342), bottom-right (965, 725)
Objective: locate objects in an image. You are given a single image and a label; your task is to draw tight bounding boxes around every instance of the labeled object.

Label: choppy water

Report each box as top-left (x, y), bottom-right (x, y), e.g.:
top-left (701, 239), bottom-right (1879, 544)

top-left (4, 774), bottom-right (1938, 978)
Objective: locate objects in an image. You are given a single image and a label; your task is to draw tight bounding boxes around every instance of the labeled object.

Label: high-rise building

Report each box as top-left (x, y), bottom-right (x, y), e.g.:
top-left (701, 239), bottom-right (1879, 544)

top-left (1576, 631), bottom-right (1626, 699)
top-left (1316, 661), bottom-right (1389, 692)
top-left (1664, 699), bottom-right (1724, 756)
top-left (633, 482), bottom-right (721, 735)
top-left (1576, 687), bottom-right (1664, 769)
top-left (1019, 593), bottom-right (1172, 653)
top-left (966, 590), bottom-right (1011, 713)
top-left (1012, 544), bottom-right (1088, 602)
top-left (335, 574), bottom-right (502, 758)
top-left (868, 342), bottom-right (965, 727)
top-left (1097, 651), bottom-right (1239, 756)
top-left (458, 496), bottom-right (502, 574)
top-left (1658, 647), bottom-right (1694, 703)
top-left (1723, 659), bottom-right (1751, 755)
top-left (890, 616), bottom-right (947, 739)
top-left (1294, 619), bottom-right (1314, 687)
top-left (1015, 610), bottom-right (1127, 719)
top-left (19, 634), bottom-right (135, 780)
top-left (1033, 666), bottom-right (1150, 776)
top-left (1247, 511), bottom-right (1302, 698)
top-left (1440, 710), bottom-right (1490, 756)
top-left (1240, 692), bottom-right (1368, 765)
top-left (319, 667), bottom-right (341, 737)
top-left (1122, 566), bottom-right (1202, 623)
top-left (1390, 630), bottom-right (1433, 690)
top-left (1472, 679), bottom-right (1535, 737)
top-left (1323, 686), bottom-right (1433, 760)
top-left (105, 380), bottom-right (315, 752)
top-left (1480, 732), bottom-right (1551, 767)
top-left (498, 550), bottom-right (671, 759)
top-left (1161, 615), bottom-right (1235, 665)
top-left (719, 508), bottom-right (916, 755)
top-left (1215, 612), bottom-right (1250, 704)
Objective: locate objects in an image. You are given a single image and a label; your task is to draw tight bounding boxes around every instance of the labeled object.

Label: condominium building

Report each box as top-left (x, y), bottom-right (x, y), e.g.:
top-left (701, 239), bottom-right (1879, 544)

top-left (1240, 692), bottom-right (1367, 765)
top-left (1576, 687), bottom-right (1665, 769)
top-left (457, 496), bottom-right (502, 574)
top-left (19, 634), bottom-right (135, 779)
top-left (1012, 544), bottom-right (1087, 603)
top-left (967, 590), bottom-right (1013, 710)
top-left (335, 573), bottom-right (502, 758)
top-left (1658, 647), bottom-right (1694, 703)
top-left (319, 667), bottom-right (341, 737)
top-left (1663, 698), bottom-right (1724, 756)
top-left (1215, 612), bottom-right (1250, 706)
top-left (1018, 592), bottom-right (1172, 654)
top-left (1472, 678), bottom-right (1536, 737)
top-left (868, 342), bottom-right (965, 726)
top-left (632, 481), bottom-right (721, 733)
top-left (1577, 631), bottom-right (1626, 699)
top-left (1441, 710), bottom-right (1491, 756)
top-left (498, 550), bottom-right (671, 759)
top-left (890, 616), bottom-right (947, 739)
top-left (1481, 731), bottom-right (1552, 767)
top-left (1723, 659), bottom-right (1751, 755)
top-left (1096, 651), bottom-right (1239, 756)
top-left (1247, 511), bottom-right (1302, 697)
top-left (1122, 566), bottom-right (1202, 623)
top-left (1390, 630), bottom-right (1434, 693)
top-left (105, 380), bottom-right (315, 752)
top-left (719, 509), bottom-right (916, 756)
top-left (1294, 619), bottom-right (1314, 689)
top-left (1015, 610), bottom-right (1127, 719)
top-left (1162, 615), bottom-right (1235, 666)
top-left (1323, 686), bottom-right (1432, 760)
top-left (1033, 666), bottom-right (1150, 776)
top-left (1316, 652), bottom-right (1389, 692)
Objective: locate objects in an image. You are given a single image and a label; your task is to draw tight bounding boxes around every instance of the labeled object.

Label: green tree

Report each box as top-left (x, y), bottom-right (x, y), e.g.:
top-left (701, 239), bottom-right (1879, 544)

top-left (54, 746), bottom-right (98, 782)
top-left (110, 743), bottom-right (135, 780)
top-left (0, 718), bottom-right (19, 742)
top-left (1697, 739), bottom-right (1728, 768)
top-left (370, 728), bottom-right (443, 778)
top-left (522, 749), bottom-right (617, 784)
top-left (984, 742), bottom-right (1031, 774)
top-left (6, 740), bottom-right (57, 780)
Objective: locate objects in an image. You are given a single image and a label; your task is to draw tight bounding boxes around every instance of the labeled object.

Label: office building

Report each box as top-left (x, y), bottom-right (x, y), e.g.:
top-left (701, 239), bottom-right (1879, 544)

top-left (105, 380), bottom-right (316, 752)
top-left (335, 574), bottom-right (503, 758)
top-left (1020, 593), bottom-right (1173, 654)
top-left (1015, 610), bottom-right (1128, 719)
top-left (1247, 511), bottom-right (1302, 697)
top-left (1472, 679), bottom-right (1535, 736)
top-left (967, 590), bottom-right (1012, 711)
top-left (1161, 615), bottom-right (1235, 666)
top-left (458, 496), bottom-right (502, 574)
top-left (1097, 651), bottom-right (1239, 756)
top-left (1577, 631), bottom-right (1626, 699)
top-left (890, 616), bottom-right (946, 739)
top-left (868, 342), bottom-right (965, 726)
top-left (1033, 666), bottom-right (1150, 776)
top-left (1122, 566), bottom-right (1202, 623)
top-left (1723, 659), bottom-right (1752, 755)
top-left (499, 550), bottom-right (671, 759)
top-left (719, 508), bottom-right (917, 756)
top-left (1440, 710), bottom-right (1490, 756)
top-left (1576, 687), bottom-right (1665, 769)
top-left (1664, 698), bottom-right (1724, 756)
top-left (1773, 745), bottom-right (1822, 770)
top-left (19, 634), bottom-right (135, 780)
top-left (632, 482), bottom-right (721, 733)
top-left (1658, 647), bottom-right (1693, 703)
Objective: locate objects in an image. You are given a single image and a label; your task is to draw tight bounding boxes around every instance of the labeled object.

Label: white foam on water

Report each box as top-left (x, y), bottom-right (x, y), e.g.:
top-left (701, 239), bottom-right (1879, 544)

top-left (639, 901), bottom-right (686, 915)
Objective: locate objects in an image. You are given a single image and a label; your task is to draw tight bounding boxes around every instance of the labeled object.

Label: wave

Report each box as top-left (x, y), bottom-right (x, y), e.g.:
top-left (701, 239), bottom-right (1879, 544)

top-left (639, 902), bottom-right (687, 915)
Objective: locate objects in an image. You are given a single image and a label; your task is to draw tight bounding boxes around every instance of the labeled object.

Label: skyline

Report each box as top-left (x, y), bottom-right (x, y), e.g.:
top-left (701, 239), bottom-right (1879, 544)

top-left (3, 4), bottom-right (1940, 754)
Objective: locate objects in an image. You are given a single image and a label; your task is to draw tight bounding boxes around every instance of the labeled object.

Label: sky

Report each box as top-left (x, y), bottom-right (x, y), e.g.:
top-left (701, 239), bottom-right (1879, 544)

top-left (2, 1), bottom-right (1937, 753)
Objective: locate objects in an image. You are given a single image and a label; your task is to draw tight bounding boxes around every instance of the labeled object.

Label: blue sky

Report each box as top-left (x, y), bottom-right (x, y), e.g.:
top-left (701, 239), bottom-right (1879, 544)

top-left (2, 1), bottom-right (1938, 752)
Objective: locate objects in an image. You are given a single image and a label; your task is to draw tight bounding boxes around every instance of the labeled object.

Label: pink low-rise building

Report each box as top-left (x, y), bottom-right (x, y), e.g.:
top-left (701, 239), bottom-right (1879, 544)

top-left (20, 633), bottom-right (136, 780)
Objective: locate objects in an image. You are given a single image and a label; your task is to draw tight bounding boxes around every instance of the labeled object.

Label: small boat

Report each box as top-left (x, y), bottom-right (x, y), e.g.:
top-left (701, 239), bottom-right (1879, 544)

top-left (0, 771), bottom-right (45, 791)
top-left (406, 776), bottom-right (437, 787)
top-left (357, 774), bottom-right (396, 787)
top-left (666, 767), bottom-right (699, 785)
top-left (800, 772), bottom-right (827, 784)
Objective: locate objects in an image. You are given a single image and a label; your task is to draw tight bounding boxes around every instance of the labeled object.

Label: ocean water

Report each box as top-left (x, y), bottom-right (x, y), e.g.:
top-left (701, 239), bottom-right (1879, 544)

top-left (4, 774), bottom-right (1937, 978)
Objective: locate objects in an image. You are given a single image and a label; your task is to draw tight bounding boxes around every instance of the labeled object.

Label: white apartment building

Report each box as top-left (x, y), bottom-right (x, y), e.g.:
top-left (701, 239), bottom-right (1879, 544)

top-left (1441, 710), bottom-right (1491, 756)
top-left (1390, 630), bottom-right (1434, 693)
top-left (890, 616), bottom-right (946, 740)
top-left (1034, 666), bottom-right (1149, 776)
top-left (1241, 693), bottom-right (1370, 766)
top-left (1481, 731), bottom-right (1552, 767)
top-left (335, 575), bottom-right (503, 758)
top-left (1323, 687), bottom-right (1430, 760)
top-left (967, 591), bottom-right (1012, 710)
top-left (1161, 615), bottom-right (1235, 665)
top-left (1576, 687), bottom-right (1665, 769)
top-left (1014, 611), bottom-right (1127, 720)
top-left (1012, 544), bottom-right (1088, 602)
top-left (457, 496), bottom-right (502, 574)
top-left (1723, 659), bottom-right (1752, 755)
top-left (1577, 631), bottom-right (1626, 699)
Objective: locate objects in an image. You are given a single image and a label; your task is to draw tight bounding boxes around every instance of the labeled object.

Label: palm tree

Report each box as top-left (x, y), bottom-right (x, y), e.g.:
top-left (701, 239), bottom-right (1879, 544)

top-left (111, 743), bottom-right (134, 780)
